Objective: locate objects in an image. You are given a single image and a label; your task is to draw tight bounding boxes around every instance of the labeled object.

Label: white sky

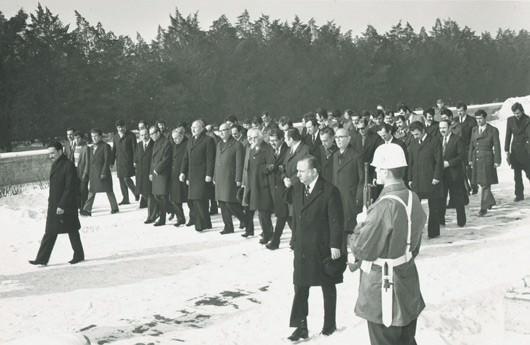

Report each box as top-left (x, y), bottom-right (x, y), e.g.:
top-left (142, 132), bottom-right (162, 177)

top-left (1, 1), bottom-right (529, 40)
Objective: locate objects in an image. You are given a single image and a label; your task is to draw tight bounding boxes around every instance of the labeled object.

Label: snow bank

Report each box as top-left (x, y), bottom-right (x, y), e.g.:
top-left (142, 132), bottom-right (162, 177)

top-left (496, 95), bottom-right (530, 121)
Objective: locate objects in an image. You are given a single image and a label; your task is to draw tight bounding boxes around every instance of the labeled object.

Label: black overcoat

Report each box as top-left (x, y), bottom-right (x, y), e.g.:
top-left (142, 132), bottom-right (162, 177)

top-left (180, 132), bottom-right (216, 200)
top-left (269, 142), bottom-right (289, 218)
top-left (135, 140), bottom-right (154, 196)
top-left (285, 177), bottom-right (345, 286)
top-left (170, 137), bottom-right (188, 203)
top-left (314, 144), bottom-right (337, 183)
top-left (469, 124), bottom-right (501, 186)
top-left (112, 131), bottom-right (137, 178)
top-left (408, 134), bottom-right (444, 199)
top-left (88, 142), bottom-right (114, 193)
top-left (505, 114), bottom-right (530, 170)
top-left (151, 136), bottom-right (172, 195)
top-left (442, 133), bottom-right (468, 206)
top-left (45, 154), bottom-right (81, 235)
top-left (214, 137), bottom-right (244, 203)
top-left (243, 141), bottom-right (274, 211)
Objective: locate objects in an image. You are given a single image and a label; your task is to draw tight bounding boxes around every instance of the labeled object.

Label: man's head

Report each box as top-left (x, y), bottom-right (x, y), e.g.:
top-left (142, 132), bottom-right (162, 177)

top-left (156, 120), bottom-right (167, 133)
top-left (296, 156), bottom-right (319, 186)
top-left (395, 115), bottom-right (407, 130)
top-left (278, 116), bottom-right (292, 131)
top-left (315, 109), bottom-right (328, 128)
top-left (218, 122), bottom-right (232, 142)
top-left (351, 113), bottom-right (361, 127)
top-left (512, 102), bottom-right (525, 119)
top-left (384, 112), bottom-right (394, 125)
top-left (475, 109), bottom-right (487, 127)
top-left (231, 125), bottom-right (243, 140)
top-left (90, 128), bottom-right (103, 144)
top-left (139, 128), bottom-right (149, 143)
top-left (409, 121), bottom-right (425, 140)
top-left (66, 128), bottom-right (75, 142)
top-left (149, 125), bottom-right (161, 142)
top-left (138, 120), bottom-right (146, 131)
top-left (115, 120), bottom-right (126, 135)
top-left (47, 141), bottom-right (64, 161)
top-left (73, 131), bottom-right (84, 146)
top-left (261, 112), bottom-right (271, 125)
top-left (334, 128), bottom-right (350, 150)
top-left (441, 108), bottom-right (453, 122)
top-left (356, 119), bottom-right (369, 137)
top-left (172, 126), bottom-right (186, 144)
top-left (251, 116), bottom-right (263, 129)
top-left (225, 115), bottom-right (238, 128)
top-left (377, 123), bottom-right (394, 142)
top-left (191, 120), bottom-right (205, 137)
top-left (436, 98), bottom-right (445, 109)
top-left (439, 120), bottom-right (450, 137)
top-left (456, 102), bottom-right (467, 118)
top-left (305, 118), bottom-right (319, 136)
top-left (319, 127), bottom-right (335, 150)
top-left (247, 128), bottom-right (263, 149)
top-left (269, 128), bottom-right (284, 150)
top-left (374, 110), bottom-right (385, 126)
top-left (424, 108), bottom-right (435, 123)
top-left (398, 104), bottom-right (411, 116)
top-left (284, 128), bottom-right (301, 148)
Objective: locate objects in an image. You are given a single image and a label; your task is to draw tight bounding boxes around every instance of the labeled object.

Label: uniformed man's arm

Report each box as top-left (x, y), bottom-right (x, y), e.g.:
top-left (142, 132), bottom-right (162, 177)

top-left (351, 201), bottom-right (392, 261)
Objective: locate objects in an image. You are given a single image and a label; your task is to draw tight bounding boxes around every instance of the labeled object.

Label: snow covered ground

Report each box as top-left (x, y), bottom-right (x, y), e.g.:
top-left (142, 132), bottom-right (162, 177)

top-left (2, 103), bottom-right (530, 344)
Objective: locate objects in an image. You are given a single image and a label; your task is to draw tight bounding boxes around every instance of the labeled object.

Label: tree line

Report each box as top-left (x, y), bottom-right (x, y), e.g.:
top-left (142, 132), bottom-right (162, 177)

top-left (1, 4), bottom-right (529, 151)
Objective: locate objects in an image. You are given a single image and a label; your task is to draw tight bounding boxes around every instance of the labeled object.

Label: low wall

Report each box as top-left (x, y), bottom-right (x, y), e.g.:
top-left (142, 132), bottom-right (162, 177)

top-left (0, 150), bottom-right (51, 187)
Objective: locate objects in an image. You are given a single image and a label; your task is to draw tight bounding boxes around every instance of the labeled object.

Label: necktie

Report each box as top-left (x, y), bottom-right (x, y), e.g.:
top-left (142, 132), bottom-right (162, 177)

top-left (443, 136), bottom-right (447, 154)
top-left (304, 185), bottom-right (311, 202)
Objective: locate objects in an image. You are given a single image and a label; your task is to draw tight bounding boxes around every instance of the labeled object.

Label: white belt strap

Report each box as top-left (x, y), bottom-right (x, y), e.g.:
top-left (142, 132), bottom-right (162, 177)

top-left (360, 190), bottom-right (413, 327)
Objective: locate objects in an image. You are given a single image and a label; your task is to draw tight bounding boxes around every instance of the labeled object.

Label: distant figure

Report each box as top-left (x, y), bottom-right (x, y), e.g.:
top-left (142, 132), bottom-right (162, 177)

top-left (72, 131), bottom-right (89, 211)
top-left (169, 126), bottom-right (189, 227)
top-left (29, 141), bottom-right (84, 266)
top-left (149, 126), bottom-right (172, 226)
top-left (63, 128), bottom-right (76, 161)
top-left (504, 102), bottom-right (530, 202)
top-left (469, 110), bottom-right (501, 216)
top-left (112, 120), bottom-right (139, 205)
top-left (135, 128), bottom-right (156, 224)
top-left (81, 129), bottom-right (119, 216)
top-left (456, 102), bottom-right (478, 195)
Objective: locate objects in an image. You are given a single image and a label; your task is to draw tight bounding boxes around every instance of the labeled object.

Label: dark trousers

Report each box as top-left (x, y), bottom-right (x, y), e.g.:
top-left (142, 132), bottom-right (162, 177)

top-left (420, 195), bottom-right (441, 238)
top-left (289, 284), bottom-right (337, 329)
top-left (441, 178), bottom-right (466, 226)
top-left (247, 209), bottom-right (274, 239)
top-left (153, 194), bottom-right (168, 224)
top-left (514, 167), bottom-right (530, 199)
top-left (79, 178), bottom-right (89, 210)
top-left (243, 206), bottom-right (253, 234)
top-left (270, 215), bottom-right (288, 245)
top-left (118, 176), bottom-right (137, 202)
top-left (145, 194), bottom-right (158, 221)
top-left (219, 201), bottom-right (245, 232)
top-left (190, 199), bottom-right (211, 230)
top-left (35, 231), bottom-right (84, 264)
top-left (169, 200), bottom-right (186, 223)
top-left (367, 319), bottom-right (417, 345)
top-left (480, 184), bottom-right (496, 210)
top-left (83, 191), bottom-right (119, 213)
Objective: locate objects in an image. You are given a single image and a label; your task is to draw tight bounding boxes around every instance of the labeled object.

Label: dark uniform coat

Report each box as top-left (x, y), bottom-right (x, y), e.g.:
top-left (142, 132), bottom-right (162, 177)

top-left (269, 142), bottom-right (289, 218)
top-left (332, 144), bottom-right (364, 233)
top-left (135, 140), bottom-right (154, 196)
top-left (112, 131), bottom-right (137, 178)
top-left (88, 141), bottom-right (114, 193)
top-left (285, 176), bottom-right (345, 286)
top-left (45, 154), bottom-right (81, 235)
top-left (151, 136), bottom-right (172, 195)
top-left (180, 132), bottom-right (216, 200)
top-left (469, 124), bottom-right (501, 186)
top-left (214, 137), bottom-right (244, 203)
top-left (169, 137), bottom-right (188, 203)
top-left (505, 114), bottom-right (530, 170)
top-left (243, 141), bottom-right (275, 211)
top-left (408, 134), bottom-right (444, 198)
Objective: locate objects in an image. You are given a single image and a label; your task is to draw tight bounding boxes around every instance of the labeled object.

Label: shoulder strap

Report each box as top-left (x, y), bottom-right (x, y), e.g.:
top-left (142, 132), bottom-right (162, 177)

top-left (379, 190), bottom-right (413, 259)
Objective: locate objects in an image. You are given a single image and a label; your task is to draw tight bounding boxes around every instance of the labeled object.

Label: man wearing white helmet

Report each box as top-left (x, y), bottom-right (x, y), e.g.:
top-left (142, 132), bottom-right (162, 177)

top-left (350, 143), bottom-right (427, 345)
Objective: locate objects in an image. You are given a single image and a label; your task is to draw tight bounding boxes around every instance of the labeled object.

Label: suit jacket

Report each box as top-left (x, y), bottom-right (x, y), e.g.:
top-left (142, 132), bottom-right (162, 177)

top-left (425, 121), bottom-right (440, 139)
top-left (469, 124), bottom-right (501, 186)
top-left (283, 142), bottom-right (311, 186)
top-left (180, 132), bottom-right (216, 200)
top-left (214, 137), bottom-right (244, 203)
top-left (45, 154), bottom-right (81, 235)
top-left (408, 134), bottom-right (443, 198)
top-left (135, 140), bottom-right (154, 196)
top-left (332, 144), bottom-right (364, 233)
top-left (151, 136), bottom-right (172, 195)
top-left (457, 114), bottom-right (478, 148)
top-left (314, 144), bottom-right (338, 183)
top-left (63, 140), bottom-right (76, 162)
top-left (303, 131), bottom-right (322, 154)
top-left (76, 145), bottom-right (90, 181)
top-left (88, 141), bottom-right (113, 193)
top-left (505, 114), bottom-right (530, 169)
top-left (442, 133), bottom-right (466, 183)
top-left (112, 131), bottom-right (137, 178)
top-left (243, 141), bottom-right (274, 211)
top-left (285, 176), bottom-right (345, 286)
top-left (169, 137), bottom-right (188, 203)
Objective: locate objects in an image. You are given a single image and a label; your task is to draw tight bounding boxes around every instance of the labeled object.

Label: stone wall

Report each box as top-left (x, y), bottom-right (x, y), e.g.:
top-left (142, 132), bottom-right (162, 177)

top-left (0, 150), bottom-right (51, 187)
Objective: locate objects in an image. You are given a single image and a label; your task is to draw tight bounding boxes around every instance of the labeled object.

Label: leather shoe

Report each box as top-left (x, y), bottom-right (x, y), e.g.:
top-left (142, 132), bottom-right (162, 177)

top-left (144, 219), bottom-right (155, 224)
top-left (266, 241), bottom-right (279, 250)
top-left (79, 210), bottom-right (91, 217)
top-left (239, 222), bottom-right (246, 229)
top-left (288, 325), bottom-right (308, 341)
top-left (168, 213), bottom-right (175, 221)
top-left (174, 220), bottom-right (185, 227)
top-left (220, 229), bottom-right (234, 235)
top-left (514, 196), bottom-right (524, 202)
top-left (118, 200), bottom-right (130, 205)
top-left (153, 221), bottom-right (165, 227)
top-left (111, 209), bottom-right (119, 214)
top-left (186, 221), bottom-right (194, 227)
top-left (241, 232), bottom-right (253, 238)
top-left (259, 237), bottom-right (270, 244)
top-left (321, 326), bottom-right (336, 336)
top-left (28, 260), bottom-right (47, 266)
top-left (478, 209), bottom-right (487, 217)
top-left (69, 258), bottom-right (84, 265)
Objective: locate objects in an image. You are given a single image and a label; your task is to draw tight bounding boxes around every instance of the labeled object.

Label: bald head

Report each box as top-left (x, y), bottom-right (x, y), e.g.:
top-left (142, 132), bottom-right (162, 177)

top-left (191, 120), bottom-right (204, 137)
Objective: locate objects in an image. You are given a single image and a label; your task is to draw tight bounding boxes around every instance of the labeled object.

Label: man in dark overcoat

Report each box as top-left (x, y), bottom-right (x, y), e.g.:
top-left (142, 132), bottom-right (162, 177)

top-left (242, 128), bottom-right (275, 241)
top-left (439, 120), bottom-right (467, 227)
top-left (180, 120), bottom-right (216, 232)
top-left (314, 126), bottom-right (337, 183)
top-left (149, 126), bottom-right (172, 226)
top-left (63, 128), bottom-right (76, 161)
top-left (351, 119), bottom-right (383, 186)
top-left (469, 110), bottom-right (502, 216)
top-left (81, 128), bottom-right (119, 216)
top-left (456, 102), bottom-right (478, 194)
top-left (214, 122), bottom-right (246, 234)
top-left (73, 132), bottom-right (89, 211)
top-left (265, 128), bottom-right (290, 249)
top-left (423, 108), bottom-right (440, 139)
top-left (332, 128), bottom-right (364, 234)
top-left (29, 141), bottom-right (84, 266)
top-left (504, 102), bottom-right (530, 201)
top-left (169, 126), bottom-right (189, 227)
top-left (408, 121), bottom-right (444, 238)
top-left (284, 156), bottom-right (345, 340)
top-left (112, 120), bottom-right (139, 205)
top-left (135, 128), bottom-right (156, 223)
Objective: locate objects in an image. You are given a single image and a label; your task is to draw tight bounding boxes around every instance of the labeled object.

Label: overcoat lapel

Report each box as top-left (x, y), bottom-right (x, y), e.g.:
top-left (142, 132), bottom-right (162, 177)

top-left (301, 178), bottom-right (324, 211)
top-left (336, 146), bottom-right (355, 172)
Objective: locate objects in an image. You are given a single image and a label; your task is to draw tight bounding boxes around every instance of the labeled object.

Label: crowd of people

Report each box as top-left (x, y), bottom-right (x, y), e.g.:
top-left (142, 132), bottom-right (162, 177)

top-left (28, 99), bottom-right (530, 344)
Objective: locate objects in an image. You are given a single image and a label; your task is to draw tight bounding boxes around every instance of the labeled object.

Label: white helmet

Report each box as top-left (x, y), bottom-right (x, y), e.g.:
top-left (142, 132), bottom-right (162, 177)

top-left (371, 143), bottom-right (407, 169)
